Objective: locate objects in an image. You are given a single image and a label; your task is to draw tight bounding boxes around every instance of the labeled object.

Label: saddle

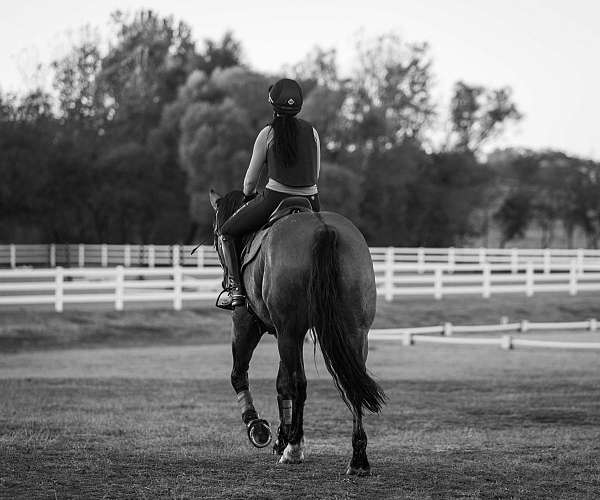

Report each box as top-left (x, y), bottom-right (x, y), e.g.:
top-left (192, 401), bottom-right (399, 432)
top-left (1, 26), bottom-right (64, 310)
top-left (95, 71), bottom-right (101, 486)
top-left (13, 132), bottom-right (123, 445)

top-left (240, 197), bottom-right (313, 271)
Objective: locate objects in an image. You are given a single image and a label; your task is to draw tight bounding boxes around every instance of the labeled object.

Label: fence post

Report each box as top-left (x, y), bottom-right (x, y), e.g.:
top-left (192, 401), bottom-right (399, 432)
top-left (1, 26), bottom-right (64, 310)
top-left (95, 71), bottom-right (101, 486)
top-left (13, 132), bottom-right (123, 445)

top-left (590, 318), bottom-right (598, 332)
top-left (384, 247), bottom-right (395, 302)
top-left (482, 263), bottom-right (491, 298)
top-left (9, 244), bottom-right (16, 268)
top-left (78, 244), bottom-right (85, 268)
top-left (55, 266), bottom-right (64, 313)
top-left (417, 247), bottom-right (425, 274)
top-left (569, 259), bottom-right (578, 296)
top-left (101, 244), bottom-right (108, 267)
top-left (501, 335), bottom-right (513, 350)
top-left (520, 319), bottom-right (529, 332)
top-left (525, 261), bottom-right (534, 297)
top-left (173, 266), bottom-right (183, 311)
top-left (443, 322), bottom-right (453, 336)
top-left (402, 332), bottom-right (414, 346)
top-left (148, 245), bottom-right (155, 268)
top-left (49, 244), bottom-right (56, 267)
top-left (576, 248), bottom-right (584, 273)
top-left (196, 246), bottom-right (205, 268)
top-left (447, 247), bottom-right (455, 273)
top-left (543, 249), bottom-right (551, 274)
top-left (478, 247), bottom-right (486, 266)
top-left (115, 266), bottom-right (124, 311)
top-left (510, 248), bottom-right (518, 274)
top-left (172, 245), bottom-right (180, 267)
top-left (434, 267), bottom-right (443, 300)
top-left (124, 244), bottom-right (131, 267)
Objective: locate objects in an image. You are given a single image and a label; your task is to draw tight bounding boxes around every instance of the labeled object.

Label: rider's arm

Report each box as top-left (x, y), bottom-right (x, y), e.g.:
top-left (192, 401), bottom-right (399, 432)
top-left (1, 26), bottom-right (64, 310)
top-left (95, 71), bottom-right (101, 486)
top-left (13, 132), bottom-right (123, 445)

top-left (313, 127), bottom-right (321, 179)
top-left (243, 126), bottom-right (269, 196)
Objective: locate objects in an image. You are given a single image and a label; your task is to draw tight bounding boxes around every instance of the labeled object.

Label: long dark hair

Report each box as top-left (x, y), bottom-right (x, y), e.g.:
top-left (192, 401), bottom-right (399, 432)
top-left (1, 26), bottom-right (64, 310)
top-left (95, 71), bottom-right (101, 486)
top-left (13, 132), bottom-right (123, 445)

top-left (270, 114), bottom-right (298, 167)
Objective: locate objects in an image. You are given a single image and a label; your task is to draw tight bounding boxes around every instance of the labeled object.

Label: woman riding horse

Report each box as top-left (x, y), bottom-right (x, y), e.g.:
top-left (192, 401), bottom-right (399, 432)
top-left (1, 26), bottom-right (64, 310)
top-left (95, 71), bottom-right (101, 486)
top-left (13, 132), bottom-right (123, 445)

top-left (211, 79), bottom-right (385, 474)
top-left (217, 78), bottom-right (321, 309)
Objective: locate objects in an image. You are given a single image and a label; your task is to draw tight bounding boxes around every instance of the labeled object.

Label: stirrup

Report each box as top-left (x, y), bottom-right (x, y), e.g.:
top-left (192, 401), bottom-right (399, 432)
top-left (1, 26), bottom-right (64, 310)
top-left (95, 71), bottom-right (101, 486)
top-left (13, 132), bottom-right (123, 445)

top-left (216, 290), bottom-right (235, 310)
top-left (215, 289), bottom-right (245, 310)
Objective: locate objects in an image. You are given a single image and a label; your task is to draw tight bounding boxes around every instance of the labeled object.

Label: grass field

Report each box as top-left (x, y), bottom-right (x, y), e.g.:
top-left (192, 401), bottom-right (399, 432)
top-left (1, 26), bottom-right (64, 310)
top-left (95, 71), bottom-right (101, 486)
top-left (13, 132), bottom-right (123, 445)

top-left (1, 294), bottom-right (600, 499)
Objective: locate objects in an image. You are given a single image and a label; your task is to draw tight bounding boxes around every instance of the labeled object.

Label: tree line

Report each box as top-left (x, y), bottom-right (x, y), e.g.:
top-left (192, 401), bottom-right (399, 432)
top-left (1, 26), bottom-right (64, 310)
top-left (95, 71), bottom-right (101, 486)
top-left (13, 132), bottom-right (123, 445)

top-left (1, 10), bottom-right (599, 247)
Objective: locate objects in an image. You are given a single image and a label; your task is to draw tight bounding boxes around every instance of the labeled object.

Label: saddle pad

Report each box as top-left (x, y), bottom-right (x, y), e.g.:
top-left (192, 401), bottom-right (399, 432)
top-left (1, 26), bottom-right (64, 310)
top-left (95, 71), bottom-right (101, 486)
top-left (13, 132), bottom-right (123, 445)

top-left (240, 198), bottom-right (313, 271)
top-left (241, 227), bottom-right (269, 271)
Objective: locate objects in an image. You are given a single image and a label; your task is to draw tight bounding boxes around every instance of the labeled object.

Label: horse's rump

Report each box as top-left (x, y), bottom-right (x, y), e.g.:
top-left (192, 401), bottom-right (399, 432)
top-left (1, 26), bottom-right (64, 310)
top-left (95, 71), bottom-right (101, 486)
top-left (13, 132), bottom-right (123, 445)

top-left (246, 211), bottom-right (384, 414)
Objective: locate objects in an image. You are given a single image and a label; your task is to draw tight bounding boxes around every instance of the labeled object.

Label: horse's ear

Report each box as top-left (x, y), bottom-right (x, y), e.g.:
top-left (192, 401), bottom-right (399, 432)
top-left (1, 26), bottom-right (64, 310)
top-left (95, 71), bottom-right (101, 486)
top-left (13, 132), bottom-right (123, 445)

top-left (209, 188), bottom-right (222, 210)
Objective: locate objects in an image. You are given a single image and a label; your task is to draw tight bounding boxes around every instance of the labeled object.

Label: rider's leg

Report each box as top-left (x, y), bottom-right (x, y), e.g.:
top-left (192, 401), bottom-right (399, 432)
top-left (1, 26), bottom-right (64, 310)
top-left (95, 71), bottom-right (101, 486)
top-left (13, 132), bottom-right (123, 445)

top-left (218, 234), bottom-right (245, 308)
top-left (218, 191), bottom-right (288, 308)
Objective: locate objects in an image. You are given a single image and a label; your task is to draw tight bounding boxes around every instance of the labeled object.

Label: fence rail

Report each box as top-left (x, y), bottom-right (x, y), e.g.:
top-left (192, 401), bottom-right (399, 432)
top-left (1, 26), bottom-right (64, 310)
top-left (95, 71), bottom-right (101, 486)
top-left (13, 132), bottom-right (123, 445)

top-left (3, 244), bottom-right (600, 271)
top-left (1, 260), bottom-right (600, 311)
top-left (370, 319), bottom-right (600, 350)
top-left (372, 261), bottom-right (600, 300)
top-left (0, 266), bottom-right (222, 312)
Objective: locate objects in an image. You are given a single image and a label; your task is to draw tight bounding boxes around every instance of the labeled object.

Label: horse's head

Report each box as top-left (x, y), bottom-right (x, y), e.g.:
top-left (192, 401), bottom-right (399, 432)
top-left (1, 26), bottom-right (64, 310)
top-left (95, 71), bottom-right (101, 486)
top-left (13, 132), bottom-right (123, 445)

top-left (209, 188), bottom-right (245, 233)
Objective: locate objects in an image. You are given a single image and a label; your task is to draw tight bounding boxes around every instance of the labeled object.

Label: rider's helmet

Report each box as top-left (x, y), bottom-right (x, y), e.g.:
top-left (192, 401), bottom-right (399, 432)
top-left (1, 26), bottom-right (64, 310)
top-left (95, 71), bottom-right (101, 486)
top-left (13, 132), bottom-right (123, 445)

top-left (268, 78), bottom-right (303, 116)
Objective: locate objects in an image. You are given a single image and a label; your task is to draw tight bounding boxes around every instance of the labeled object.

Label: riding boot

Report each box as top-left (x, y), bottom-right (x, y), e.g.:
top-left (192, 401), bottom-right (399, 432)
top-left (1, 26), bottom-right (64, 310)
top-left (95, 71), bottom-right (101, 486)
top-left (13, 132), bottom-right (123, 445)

top-left (218, 234), bottom-right (245, 309)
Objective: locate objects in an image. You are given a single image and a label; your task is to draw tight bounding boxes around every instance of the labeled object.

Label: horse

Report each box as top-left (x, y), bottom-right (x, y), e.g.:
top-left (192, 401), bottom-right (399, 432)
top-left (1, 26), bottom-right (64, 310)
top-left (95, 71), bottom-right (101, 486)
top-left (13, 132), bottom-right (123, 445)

top-left (209, 188), bottom-right (386, 475)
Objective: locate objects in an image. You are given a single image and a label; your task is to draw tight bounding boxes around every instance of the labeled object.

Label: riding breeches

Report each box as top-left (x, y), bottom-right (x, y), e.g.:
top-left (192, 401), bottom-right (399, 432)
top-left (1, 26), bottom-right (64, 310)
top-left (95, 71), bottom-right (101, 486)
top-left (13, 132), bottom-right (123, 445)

top-left (219, 188), bottom-right (320, 238)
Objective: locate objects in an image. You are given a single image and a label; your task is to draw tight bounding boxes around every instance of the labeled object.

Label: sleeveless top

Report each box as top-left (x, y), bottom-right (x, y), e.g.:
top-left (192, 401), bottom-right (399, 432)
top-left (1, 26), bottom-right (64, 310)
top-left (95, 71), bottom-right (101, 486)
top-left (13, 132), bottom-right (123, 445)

top-left (266, 118), bottom-right (318, 188)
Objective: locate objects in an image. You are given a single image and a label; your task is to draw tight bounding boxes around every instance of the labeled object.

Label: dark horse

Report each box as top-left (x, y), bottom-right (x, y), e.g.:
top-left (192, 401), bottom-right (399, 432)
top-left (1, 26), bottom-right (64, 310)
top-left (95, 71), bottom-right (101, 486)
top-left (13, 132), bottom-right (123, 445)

top-left (210, 189), bottom-right (386, 475)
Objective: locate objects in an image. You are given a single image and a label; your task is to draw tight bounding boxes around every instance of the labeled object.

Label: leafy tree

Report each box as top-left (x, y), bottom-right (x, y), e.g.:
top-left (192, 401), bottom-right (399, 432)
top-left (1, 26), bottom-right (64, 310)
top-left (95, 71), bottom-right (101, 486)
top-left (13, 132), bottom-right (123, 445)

top-left (286, 47), bottom-right (341, 94)
top-left (410, 152), bottom-right (490, 246)
top-left (318, 162), bottom-right (363, 223)
top-left (347, 34), bottom-right (435, 151)
top-left (195, 31), bottom-right (243, 76)
top-left (301, 85), bottom-right (348, 162)
top-left (358, 141), bottom-right (425, 245)
top-left (0, 90), bottom-right (55, 242)
top-left (448, 81), bottom-right (522, 153)
top-left (176, 67), bottom-right (271, 235)
top-left (494, 191), bottom-right (533, 247)
top-left (98, 10), bottom-right (197, 142)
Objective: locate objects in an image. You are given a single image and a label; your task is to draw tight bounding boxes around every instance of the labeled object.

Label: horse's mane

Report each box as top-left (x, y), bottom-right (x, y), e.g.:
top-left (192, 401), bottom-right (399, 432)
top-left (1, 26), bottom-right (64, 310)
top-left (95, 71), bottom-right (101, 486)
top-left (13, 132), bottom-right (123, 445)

top-left (216, 190), bottom-right (245, 230)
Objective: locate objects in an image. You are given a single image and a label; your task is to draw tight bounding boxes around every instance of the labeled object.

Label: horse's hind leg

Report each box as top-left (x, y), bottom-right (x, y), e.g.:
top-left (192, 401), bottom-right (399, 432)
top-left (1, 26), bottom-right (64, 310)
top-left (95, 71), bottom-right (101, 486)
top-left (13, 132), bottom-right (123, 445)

top-left (230, 309), bottom-right (270, 448)
top-left (347, 408), bottom-right (370, 475)
top-left (274, 333), bottom-right (307, 464)
top-left (347, 330), bottom-right (371, 476)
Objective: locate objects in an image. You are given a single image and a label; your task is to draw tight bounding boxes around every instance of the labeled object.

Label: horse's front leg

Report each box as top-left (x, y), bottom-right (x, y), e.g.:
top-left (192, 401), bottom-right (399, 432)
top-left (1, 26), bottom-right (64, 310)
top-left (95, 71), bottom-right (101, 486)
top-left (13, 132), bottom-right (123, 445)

top-left (231, 309), bottom-right (271, 448)
top-left (274, 335), bottom-right (307, 464)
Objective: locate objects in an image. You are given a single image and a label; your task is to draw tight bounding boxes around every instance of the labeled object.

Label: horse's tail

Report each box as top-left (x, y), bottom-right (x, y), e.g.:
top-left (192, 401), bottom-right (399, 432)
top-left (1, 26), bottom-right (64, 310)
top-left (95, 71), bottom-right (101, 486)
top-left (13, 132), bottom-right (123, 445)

top-left (307, 218), bottom-right (386, 414)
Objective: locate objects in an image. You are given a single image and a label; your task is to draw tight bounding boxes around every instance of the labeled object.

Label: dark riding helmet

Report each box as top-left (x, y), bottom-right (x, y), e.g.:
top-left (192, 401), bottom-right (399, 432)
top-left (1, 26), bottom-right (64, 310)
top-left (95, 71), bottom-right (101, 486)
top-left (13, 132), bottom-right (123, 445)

top-left (268, 78), bottom-right (303, 116)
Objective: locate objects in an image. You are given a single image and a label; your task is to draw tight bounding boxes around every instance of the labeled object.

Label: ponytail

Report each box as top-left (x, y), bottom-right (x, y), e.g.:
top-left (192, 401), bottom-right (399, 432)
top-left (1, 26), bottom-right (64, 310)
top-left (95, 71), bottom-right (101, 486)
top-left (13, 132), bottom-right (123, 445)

top-left (270, 114), bottom-right (298, 167)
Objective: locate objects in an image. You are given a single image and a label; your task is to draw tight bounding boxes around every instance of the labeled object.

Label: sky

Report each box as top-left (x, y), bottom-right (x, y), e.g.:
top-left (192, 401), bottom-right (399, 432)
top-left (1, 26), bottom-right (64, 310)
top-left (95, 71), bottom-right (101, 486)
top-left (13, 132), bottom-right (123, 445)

top-left (1, 0), bottom-right (599, 159)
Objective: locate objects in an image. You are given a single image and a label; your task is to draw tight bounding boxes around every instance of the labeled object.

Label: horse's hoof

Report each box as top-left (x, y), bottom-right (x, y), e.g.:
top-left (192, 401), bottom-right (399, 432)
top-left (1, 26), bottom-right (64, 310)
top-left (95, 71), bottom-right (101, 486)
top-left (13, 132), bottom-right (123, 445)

top-left (247, 419), bottom-right (272, 448)
top-left (346, 465), bottom-right (371, 476)
top-left (277, 443), bottom-right (304, 464)
top-left (272, 439), bottom-right (286, 455)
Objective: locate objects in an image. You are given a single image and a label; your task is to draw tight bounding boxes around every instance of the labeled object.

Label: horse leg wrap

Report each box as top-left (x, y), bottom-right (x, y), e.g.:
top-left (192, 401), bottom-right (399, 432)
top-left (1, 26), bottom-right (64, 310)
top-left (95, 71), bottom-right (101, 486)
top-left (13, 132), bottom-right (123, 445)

top-left (237, 390), bottom-right (255, 416)
top-left (280, 399), bottom-right (293, 425)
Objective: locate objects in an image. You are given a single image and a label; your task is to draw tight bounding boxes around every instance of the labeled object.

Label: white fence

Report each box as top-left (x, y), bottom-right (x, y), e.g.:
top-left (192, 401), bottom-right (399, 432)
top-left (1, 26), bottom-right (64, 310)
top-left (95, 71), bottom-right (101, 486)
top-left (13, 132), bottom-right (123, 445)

top-left (3, 244), bottom-right (600, 271)
top-left (0, 244), bottom-right (221, 268)
top-left (370, 319), bottom-right (600, 350)
top-left (0, 266), bottom-right (222, 312)
top-left (372, 260), bottom-right (600, 300)
top-left (1, 260), bottom-right (600, 311)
